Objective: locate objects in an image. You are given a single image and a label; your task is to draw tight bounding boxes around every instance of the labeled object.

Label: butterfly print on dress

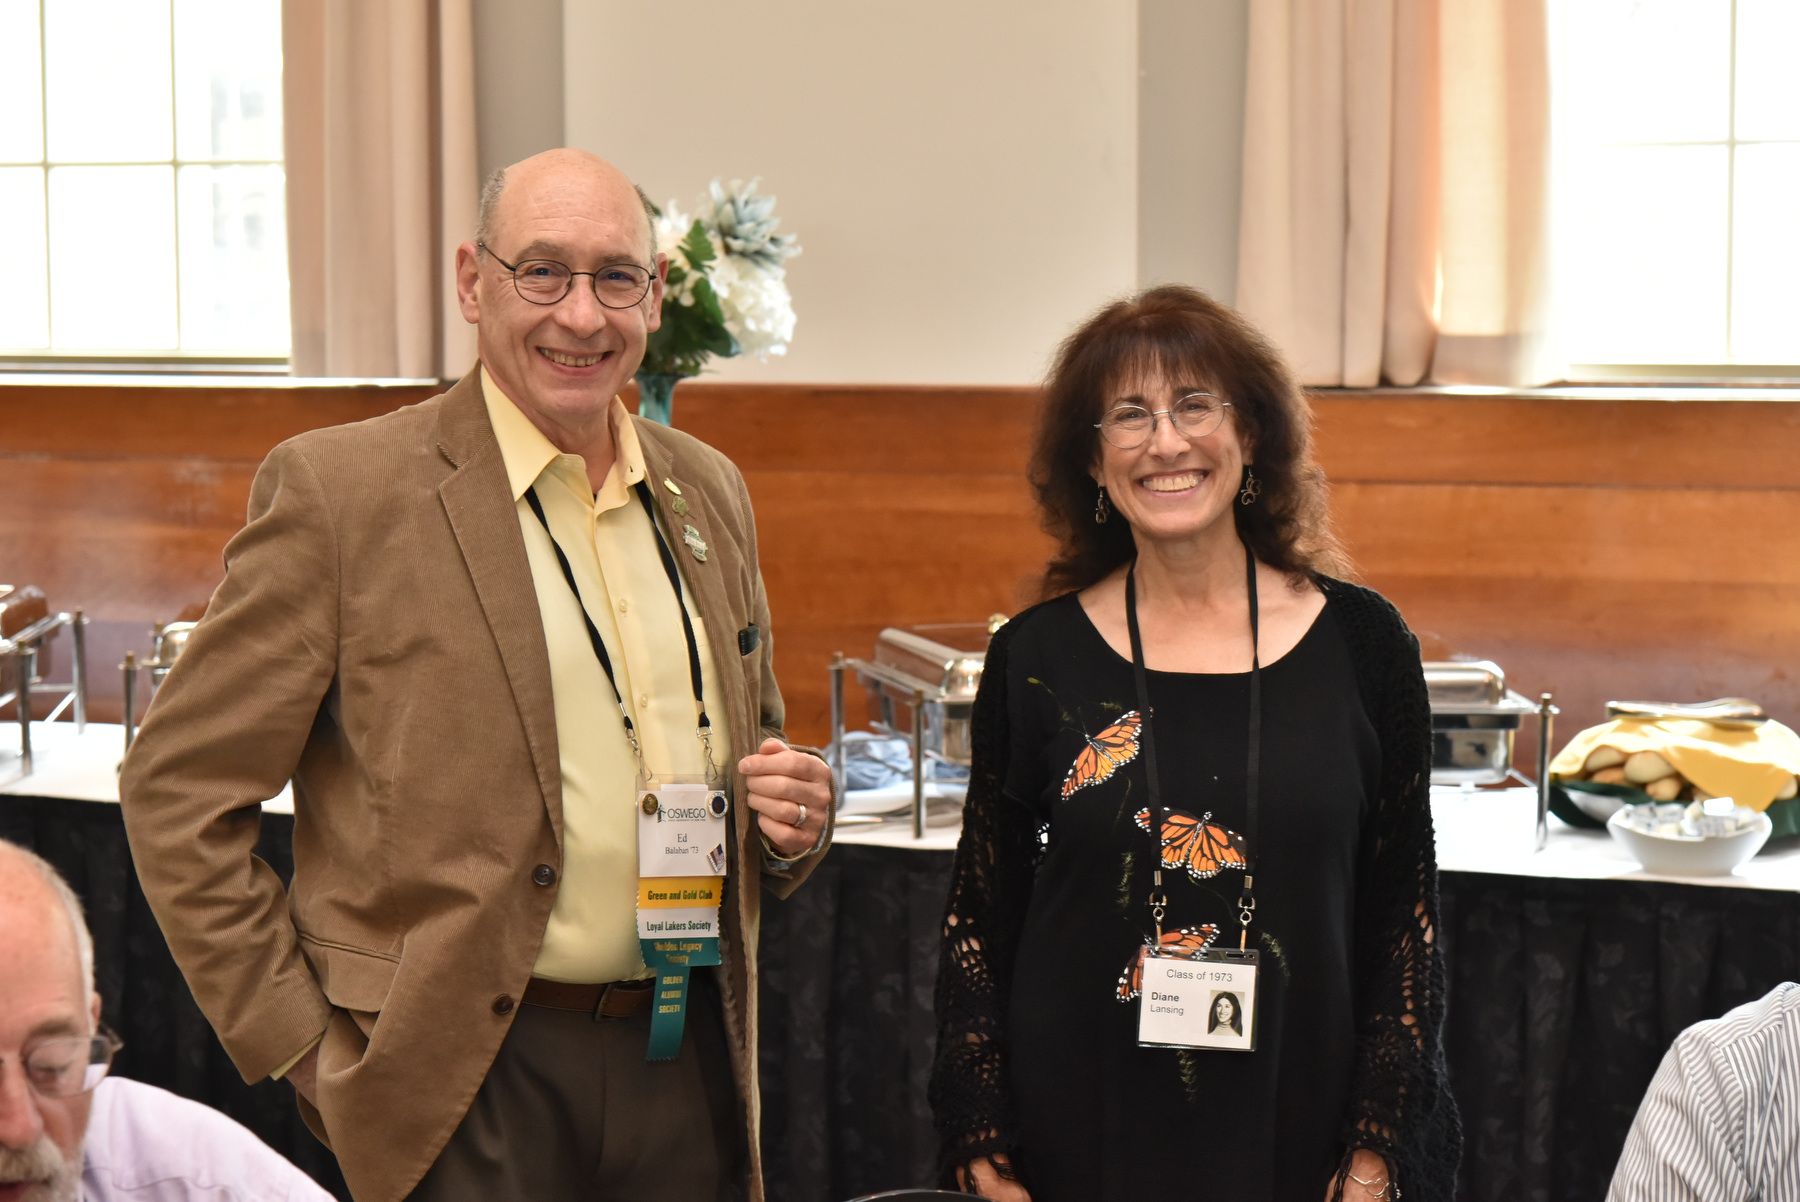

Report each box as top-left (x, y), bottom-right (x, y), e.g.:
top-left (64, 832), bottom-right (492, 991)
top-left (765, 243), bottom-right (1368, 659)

top-left (1061, 711), bottom-right (1142, 799)
top-left (1134, 806), bottom-right (1248, 883)
top-left (1116, 924), bottom-right (1220, 1002)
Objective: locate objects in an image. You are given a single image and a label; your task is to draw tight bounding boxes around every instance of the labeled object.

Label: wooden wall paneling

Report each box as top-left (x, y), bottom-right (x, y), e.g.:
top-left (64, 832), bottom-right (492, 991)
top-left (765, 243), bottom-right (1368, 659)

top-left (5, 380), bottom-right (1797, 765)
top-left (0, 382), bottom-right (436, 722)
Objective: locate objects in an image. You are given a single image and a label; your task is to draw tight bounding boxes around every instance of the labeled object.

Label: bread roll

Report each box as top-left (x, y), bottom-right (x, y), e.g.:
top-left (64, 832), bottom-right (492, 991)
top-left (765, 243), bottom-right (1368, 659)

top-left (1590, 766), bottom-right (1628, 785)
top-left (1624, 750), bottom-right (1677, 784)
top-left (1644, 775), bottom-right (1684, 801)
top-left (1584, 745), bottom-right (1627, 773)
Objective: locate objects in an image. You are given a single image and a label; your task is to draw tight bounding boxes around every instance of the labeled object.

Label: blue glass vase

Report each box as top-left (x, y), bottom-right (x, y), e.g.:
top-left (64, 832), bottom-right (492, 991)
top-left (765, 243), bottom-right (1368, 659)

top-left (635, 371), bottom-right (683, 425)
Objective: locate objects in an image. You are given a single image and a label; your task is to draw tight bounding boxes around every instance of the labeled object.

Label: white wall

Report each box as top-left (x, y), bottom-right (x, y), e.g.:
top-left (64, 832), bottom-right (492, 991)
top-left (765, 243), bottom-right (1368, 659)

top-left (1137, 0), bottom-right (1247, 304)
top-left (472, 0), bottom-right (564, 183)
top-left (563, 0), bottom-right (1139, 385)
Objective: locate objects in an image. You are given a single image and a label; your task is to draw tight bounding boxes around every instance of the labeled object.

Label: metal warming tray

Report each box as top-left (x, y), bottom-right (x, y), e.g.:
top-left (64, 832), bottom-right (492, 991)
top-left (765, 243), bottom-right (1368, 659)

top-left (1425, 660), bottom-right (1541, 786)
top-left (1425, 658), bottom-right (1561, 851)
top-left (830, 616), bottom-right (1006, 839)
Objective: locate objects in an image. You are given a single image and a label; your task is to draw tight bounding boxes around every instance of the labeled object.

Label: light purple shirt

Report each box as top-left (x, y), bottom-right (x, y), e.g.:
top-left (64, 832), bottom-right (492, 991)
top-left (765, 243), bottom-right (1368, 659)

top-left (81, 1078), bottom-right (332, 1202)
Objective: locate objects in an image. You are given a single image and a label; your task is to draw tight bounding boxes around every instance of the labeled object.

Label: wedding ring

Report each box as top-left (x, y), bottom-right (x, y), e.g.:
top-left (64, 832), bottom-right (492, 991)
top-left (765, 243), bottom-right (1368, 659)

top-left (791, 803), bottom-right (808, 828)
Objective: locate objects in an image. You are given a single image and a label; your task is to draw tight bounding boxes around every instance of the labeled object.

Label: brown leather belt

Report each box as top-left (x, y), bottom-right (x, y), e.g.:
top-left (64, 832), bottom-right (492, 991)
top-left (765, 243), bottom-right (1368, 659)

top-left (523, 976), bottom-right (655, 1019)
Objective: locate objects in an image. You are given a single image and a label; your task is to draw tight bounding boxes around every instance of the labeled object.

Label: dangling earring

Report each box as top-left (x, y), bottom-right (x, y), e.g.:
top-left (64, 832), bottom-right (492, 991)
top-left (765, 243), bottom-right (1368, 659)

top-left (1094, 485), bottom-right (1110, 524)
top-left (1238, 467), bottom-right (1261, 506)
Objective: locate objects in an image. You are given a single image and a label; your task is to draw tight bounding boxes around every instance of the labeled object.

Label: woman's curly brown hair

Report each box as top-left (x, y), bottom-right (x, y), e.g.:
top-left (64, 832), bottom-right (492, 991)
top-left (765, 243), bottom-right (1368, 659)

top-left (1030, 285), bottom-right (1347, 599)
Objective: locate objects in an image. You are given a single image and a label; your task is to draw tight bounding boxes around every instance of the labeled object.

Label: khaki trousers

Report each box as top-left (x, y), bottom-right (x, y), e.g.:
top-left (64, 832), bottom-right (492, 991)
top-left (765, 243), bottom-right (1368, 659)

top-left (407, 969), bottom-right (745, 1201)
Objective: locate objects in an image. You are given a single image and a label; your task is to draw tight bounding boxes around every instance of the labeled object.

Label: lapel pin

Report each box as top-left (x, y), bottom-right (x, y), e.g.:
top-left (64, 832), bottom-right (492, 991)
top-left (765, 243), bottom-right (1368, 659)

top-left (683, 525), bottom-right (709, 562)
top-left (672, 497), bottom-right (691, 516)
top-left (663, 478), bottom-right (683, 496)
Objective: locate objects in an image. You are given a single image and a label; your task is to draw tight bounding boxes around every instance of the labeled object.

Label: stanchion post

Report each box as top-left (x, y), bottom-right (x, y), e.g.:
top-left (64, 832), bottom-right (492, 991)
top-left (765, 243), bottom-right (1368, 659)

top-left (122, 652), bottom-right (138, 756)
top-left (829, 653), bottom-right (846, 793)
top-left (71, 610), bottom-right (88, 731)
top-left (17, 646), bottom-right (35, 775)
top-left (1535, 691), bottom-right (1557, 851)
top-left (911, 686), bottom-right (926, 841)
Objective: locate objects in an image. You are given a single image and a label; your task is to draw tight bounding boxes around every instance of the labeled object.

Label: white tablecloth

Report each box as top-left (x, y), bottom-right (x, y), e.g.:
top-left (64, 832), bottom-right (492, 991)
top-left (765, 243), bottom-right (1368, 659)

top-left (7, 723), bottom-right (1794, 887)
top-left (0, 720), bottom-right (295, 814)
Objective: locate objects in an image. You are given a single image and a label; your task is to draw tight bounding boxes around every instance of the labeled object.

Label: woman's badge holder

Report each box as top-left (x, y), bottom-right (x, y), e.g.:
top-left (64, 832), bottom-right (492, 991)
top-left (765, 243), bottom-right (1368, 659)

top-left (1137, 948), bottom-right (1258, 1051)
top-left (636, 775), bottom-right (729, 1060)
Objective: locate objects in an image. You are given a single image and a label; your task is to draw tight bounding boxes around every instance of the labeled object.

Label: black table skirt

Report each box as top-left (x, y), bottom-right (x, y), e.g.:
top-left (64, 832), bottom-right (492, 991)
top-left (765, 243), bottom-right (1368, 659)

top-left (7, 796), bottom-right (1797, 1202)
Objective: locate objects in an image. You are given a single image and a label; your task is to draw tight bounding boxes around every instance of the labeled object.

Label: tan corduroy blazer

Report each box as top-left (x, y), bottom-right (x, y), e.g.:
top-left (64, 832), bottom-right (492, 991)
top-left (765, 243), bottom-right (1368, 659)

top-left (119, 371), bottom-right (828, 1202)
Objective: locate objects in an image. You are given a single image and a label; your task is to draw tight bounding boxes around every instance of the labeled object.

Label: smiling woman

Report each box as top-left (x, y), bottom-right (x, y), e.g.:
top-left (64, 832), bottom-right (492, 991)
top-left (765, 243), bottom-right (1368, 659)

top-left (930, 286), bottom-right (1460, 1202)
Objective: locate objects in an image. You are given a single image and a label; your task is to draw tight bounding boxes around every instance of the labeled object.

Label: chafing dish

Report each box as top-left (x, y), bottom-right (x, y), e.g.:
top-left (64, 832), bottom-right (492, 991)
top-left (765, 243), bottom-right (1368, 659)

top-left (1425, 658), bottom-right (1558, 848)
top-left (1, 584), bottom-right (89, 776)
top-left (122, 619), bottom-right (201, 752)
top-left (830, 616), bottom-right (1006, 839)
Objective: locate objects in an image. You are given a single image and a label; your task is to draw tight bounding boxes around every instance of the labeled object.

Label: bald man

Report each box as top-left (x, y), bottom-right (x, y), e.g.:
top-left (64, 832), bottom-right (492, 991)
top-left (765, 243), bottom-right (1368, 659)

top-left (0, 841), bottom-right (331, 1202)
top-left (119, 150), bottom-right (833, 1202)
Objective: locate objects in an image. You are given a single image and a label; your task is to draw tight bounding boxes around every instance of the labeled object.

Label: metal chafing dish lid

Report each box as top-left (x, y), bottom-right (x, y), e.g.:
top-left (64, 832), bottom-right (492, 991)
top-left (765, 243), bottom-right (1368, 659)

top-left (1424, 660), bottom-right (1539, 716)
top-left (873, 621), bottom-right (997, 703)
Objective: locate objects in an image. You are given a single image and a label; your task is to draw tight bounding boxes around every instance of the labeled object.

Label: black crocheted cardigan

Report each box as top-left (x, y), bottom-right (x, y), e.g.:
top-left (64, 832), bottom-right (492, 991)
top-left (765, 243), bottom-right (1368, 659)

top-left (928, 576), bottom-right (1462, 1198)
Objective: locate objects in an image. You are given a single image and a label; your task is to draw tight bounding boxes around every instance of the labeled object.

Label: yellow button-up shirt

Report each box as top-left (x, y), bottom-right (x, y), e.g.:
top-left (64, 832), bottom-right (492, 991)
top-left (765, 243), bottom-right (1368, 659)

top-left (482, 366), bottom-right (733, 984)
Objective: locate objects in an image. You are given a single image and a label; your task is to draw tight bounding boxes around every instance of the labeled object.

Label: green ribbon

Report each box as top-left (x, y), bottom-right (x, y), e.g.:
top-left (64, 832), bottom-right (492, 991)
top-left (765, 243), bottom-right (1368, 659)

top-left (640, 935), bottom-right (721, 1060)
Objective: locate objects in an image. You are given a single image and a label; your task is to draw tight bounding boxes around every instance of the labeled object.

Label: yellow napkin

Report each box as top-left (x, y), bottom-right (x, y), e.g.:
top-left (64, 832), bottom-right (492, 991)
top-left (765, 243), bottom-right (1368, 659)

top-left (1551, 716), bottom-right (1800, 811)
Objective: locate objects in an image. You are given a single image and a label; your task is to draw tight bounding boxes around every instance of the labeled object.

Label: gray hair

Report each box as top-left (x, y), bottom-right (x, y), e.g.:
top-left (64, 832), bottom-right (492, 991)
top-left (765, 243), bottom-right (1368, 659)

top-left (0, 840), bottom-right (95, 1002)
top-left (474, 167), bottom-right (659, 261)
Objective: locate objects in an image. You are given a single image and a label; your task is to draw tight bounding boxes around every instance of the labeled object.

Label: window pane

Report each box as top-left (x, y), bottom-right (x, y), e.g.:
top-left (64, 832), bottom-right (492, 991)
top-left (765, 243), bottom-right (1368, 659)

top-left (0, 0), bottom-right (43, 163)
top-left (1558, 144), bottom-right (1728, 364)
top-left (1735, 0), bottom-right (1800, 142)
top-left (48, 165), bottom-right (176, 350)
top-left (1560, 0), bottom-right (1730, 145)
top-left (1730, 143), bottom-right (1800, 364)
top-left (44, 0), bottom-right (172, 163)
top-left (173, 0), bottom-right (283, 162)
top-left (0, 168), bottom-right (49, 348)
top-left (177, 165), bottom-right (289, 352)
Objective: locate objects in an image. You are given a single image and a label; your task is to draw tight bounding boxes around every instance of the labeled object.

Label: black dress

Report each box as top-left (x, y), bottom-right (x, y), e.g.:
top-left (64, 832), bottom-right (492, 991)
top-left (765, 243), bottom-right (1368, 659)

top-left (930, 579), bottom-right (1461, 1201)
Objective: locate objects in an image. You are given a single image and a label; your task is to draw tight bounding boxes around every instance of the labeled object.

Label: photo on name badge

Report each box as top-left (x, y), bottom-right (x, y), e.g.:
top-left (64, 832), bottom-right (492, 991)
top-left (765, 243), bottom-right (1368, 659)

top-left (1208, 990), bottom-right (1244, 1037)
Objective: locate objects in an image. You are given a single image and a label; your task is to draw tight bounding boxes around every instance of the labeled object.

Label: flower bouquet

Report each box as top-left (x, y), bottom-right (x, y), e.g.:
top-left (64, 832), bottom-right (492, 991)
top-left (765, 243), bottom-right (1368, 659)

top-left (636, 178), bottom-right (801, 424)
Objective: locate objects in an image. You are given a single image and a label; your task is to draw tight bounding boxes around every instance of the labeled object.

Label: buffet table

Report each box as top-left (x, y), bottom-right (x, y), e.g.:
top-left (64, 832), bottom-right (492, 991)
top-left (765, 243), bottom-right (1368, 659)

top-left (9, 721), bottom-right (1799, 1202)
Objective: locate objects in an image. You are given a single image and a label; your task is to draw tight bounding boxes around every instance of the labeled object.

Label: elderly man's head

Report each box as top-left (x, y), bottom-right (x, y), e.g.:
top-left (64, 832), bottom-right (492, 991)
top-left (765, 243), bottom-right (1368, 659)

top-left (455, 149), bottom-right (667, 444)
top-left (0, 842), bottom-right (102, 1202)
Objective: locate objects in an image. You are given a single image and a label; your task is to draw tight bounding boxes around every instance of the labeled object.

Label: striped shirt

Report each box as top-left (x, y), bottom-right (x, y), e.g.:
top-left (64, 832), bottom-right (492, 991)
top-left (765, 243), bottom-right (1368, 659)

top-left (1608, 981), bottom-right (1800, 1202)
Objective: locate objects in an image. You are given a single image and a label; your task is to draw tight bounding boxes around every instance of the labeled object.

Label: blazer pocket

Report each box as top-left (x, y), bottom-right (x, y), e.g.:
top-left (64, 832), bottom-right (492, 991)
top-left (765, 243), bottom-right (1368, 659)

top-left (298, 934), bottom-right (401, 1014)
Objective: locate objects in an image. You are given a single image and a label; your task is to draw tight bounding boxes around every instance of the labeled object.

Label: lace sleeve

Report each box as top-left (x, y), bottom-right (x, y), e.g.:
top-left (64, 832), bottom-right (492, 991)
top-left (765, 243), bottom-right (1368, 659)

top-left (1327, 582), bottom-right (1462, 1200)
top-left (928, 622), bottom-right (1046, 1182)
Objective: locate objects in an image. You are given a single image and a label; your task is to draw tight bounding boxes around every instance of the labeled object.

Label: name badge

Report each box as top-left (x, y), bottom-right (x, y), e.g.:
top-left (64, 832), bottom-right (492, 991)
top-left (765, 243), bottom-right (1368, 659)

top-left (637, 783), bottom-right (730, 878)
top-left (1137, 949), bottom-right (1259, 1051)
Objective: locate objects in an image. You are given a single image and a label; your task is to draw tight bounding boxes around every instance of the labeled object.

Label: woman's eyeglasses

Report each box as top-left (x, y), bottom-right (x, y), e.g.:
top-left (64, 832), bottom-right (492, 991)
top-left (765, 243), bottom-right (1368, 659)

top-left (1095, 393), bottom-right (1233, 449)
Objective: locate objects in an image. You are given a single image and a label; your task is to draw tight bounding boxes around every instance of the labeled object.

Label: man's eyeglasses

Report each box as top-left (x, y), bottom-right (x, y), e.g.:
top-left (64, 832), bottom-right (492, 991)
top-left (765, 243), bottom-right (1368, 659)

top-left (1, 1027), bottom-right (124, 1099)
top-left (478, 242), bottom-right (656, 309)
top-left (1095, 393), bottom-right (1234, 449)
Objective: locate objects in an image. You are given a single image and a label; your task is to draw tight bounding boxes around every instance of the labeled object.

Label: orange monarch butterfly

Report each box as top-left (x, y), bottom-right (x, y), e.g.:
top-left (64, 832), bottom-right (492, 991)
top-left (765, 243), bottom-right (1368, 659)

top-left (1061, 711), bottom-right (1142, 799)
top-left (1134, 806), bottom-right (1248, 883)
top-left (1116, 924), bottom-right (1219, 1002)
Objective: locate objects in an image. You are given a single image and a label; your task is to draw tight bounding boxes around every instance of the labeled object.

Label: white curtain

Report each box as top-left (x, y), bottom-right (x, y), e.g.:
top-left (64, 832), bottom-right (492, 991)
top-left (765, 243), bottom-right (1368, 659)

top-left (283, 0), bottom-right (479, 379)
top-left (1236, 0), bottom-right (1555, 388)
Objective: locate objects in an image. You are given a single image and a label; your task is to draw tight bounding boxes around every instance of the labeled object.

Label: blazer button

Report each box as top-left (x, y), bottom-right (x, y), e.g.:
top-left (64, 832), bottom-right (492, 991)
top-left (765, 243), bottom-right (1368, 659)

top-left (492, 994), bottom-right (515, 1015)
top-left (533, 864), bottom-right (556, 886)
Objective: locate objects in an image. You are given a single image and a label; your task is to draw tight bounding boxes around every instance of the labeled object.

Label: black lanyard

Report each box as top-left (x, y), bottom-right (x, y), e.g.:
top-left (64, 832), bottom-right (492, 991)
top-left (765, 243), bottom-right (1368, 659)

top-left (523, 479), bottom-right (714, 773)
top-left (1126, 541), bottom-right (1262, 948)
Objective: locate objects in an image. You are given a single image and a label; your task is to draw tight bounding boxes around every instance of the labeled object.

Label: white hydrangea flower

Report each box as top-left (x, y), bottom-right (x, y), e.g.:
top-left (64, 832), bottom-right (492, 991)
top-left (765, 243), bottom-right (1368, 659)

top-left (711, 255), bottom-right (796, 359)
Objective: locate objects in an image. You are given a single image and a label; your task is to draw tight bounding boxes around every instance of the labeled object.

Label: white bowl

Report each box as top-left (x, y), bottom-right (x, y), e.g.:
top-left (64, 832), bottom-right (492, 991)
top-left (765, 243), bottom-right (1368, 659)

top-left (1606, 807), bottom-right (1773, 876)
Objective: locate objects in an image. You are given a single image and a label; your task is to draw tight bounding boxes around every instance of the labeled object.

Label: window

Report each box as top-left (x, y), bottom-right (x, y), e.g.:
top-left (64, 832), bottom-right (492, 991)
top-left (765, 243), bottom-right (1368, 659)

top-left (0, 0), bottom-right (288, 367)
top-left (1555, 0), bottom-right (1800, 378)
